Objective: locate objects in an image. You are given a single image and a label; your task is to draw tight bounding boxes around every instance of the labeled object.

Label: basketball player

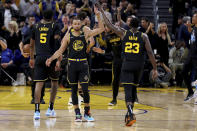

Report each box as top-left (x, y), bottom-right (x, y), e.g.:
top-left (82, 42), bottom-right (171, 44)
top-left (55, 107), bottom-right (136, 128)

top-left (67, 12), bottom-right (95, 106)
top-left (19, 16), bottom-right (45, 104)
top-left (96, 2), bottom-right (158, 126)
top-left (46, 6), bottom-right (104, 122)
top-left (29, 10), bottom-right (61, 120)
top-left (93, 25), bottom-right (122, 106)
top-left (183, 12), bottom-right (197, 102)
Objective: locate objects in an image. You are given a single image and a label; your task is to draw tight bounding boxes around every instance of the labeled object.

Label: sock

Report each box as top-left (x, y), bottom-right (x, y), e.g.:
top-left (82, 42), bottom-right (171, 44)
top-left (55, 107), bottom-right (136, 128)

top-left (84, 106), bottom-right (90, 115)
top-left (75, 108), bottom-right (81, 115)
top-left (49, 102), bottom-right (54, 110)
top-left (127, 104), bottom-right (133, 116)
top-left (35, 103), bottom-right (40, 112)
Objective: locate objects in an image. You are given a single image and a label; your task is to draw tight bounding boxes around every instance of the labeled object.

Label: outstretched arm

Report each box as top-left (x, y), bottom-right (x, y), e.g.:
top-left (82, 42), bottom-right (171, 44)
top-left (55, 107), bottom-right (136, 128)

top-left (96, 2), bottom-right (125, 39)
top-left (46, 31), bottom-right (70, 67)
top-left (84, 6), bottom-right (105, 39)
top-left (117, 7), bottom-right (127, 27)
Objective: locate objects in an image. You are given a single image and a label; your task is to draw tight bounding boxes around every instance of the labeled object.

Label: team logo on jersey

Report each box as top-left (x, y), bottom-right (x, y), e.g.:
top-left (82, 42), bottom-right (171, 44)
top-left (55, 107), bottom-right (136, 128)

top-left (73, 40), bottom-right (84, 51)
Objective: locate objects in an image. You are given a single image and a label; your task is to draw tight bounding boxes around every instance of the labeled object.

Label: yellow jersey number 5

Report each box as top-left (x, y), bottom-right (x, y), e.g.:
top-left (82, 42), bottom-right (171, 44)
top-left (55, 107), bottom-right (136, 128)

top-left (40, 33), bottom-right (47, 44)
top-left (125, 42), bottom-right (140, 53)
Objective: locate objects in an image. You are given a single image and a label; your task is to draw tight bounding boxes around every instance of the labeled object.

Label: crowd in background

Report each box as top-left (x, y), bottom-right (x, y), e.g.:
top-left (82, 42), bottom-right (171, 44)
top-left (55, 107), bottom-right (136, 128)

top-left (0, 0), bottom-right (197, 88)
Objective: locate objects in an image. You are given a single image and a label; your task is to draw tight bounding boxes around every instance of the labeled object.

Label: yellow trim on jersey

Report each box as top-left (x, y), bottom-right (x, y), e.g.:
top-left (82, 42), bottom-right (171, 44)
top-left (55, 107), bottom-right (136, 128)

top-left (80, 82), bottom-right (89, 84)
top-left (49, 77), bottom-right (59, 81)
top-left (34, 78), bottom-right (48, 82)
top-left (121, 83), bottom-right (139, 86)
top-left (68, 58), bottom-right (87, 62)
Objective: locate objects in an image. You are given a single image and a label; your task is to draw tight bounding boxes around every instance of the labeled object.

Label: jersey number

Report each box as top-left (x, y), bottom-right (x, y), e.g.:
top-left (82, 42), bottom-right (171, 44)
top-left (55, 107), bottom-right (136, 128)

top-left (125, 42), bottom-right (140, 53)
top-left (40, 33), bottom-right (47, 44)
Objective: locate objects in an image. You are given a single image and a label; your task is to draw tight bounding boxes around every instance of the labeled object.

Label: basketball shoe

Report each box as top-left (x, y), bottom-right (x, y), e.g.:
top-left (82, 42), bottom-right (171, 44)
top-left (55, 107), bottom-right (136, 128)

top-left (45, 108), bottom-right (56, 117)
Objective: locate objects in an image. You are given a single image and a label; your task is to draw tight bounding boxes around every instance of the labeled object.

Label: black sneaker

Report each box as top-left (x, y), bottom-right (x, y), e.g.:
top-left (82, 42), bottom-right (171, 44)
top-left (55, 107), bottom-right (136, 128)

top-left (108, 99), bottom-right (117, 106)
top-left (31, 98), bottom-right (35, 104)
top-left (125, 111), bottom-right (136, 126)
top-left (40, 99), bottom-right (45, 104)
top-left (184, 93), bottom-right (194, 102)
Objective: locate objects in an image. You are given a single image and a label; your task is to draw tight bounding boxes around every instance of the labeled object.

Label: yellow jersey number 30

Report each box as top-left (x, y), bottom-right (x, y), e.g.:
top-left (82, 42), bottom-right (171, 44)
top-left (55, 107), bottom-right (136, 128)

top-left (40, 33), bottom-right (47, 44)
top-left (125, 42), bottom-right (140, 53)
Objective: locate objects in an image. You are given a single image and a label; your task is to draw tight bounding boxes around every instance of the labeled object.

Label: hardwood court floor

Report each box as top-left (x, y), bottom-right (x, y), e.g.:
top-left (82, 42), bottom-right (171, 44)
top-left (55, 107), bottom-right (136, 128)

top-left (0, 85), bottom-right (197, 131)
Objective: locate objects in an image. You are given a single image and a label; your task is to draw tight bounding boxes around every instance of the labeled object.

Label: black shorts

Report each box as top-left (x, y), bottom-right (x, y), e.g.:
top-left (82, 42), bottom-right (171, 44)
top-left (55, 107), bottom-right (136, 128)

top-left (120, 61), bottom-right (144, 86)
top-left (67, 60), bottom-right (89, 84)
top-left (34, 56), bottom-right (60, 81)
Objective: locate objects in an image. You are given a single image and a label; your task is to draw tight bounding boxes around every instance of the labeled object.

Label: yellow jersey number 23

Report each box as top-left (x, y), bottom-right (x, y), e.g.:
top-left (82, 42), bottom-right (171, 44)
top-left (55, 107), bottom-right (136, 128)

top-left (125, 42), bottom-right (140, 53)
top-left (40, 33), bottom-right (47, 44)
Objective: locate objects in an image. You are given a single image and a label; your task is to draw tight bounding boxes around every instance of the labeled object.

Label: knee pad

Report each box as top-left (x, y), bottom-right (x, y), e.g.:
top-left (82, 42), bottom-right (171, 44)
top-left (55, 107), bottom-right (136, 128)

top-left (70, 84), bottom-right (78, 105)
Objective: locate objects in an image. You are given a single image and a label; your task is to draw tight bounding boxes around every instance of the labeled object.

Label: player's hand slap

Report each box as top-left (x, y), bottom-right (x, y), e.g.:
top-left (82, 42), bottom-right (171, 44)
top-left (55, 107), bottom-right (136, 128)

top-left (46, 58), bottom-right (52, 67)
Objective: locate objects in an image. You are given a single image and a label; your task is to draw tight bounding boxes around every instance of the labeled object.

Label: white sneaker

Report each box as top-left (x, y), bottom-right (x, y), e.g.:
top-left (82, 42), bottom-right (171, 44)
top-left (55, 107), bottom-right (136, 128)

top-left (194, 97), bottom-right (197, 105)
top-left (45, 108), bottom-right (56, 117)
top-left (193, 90), bottom-right (197, 99)
top-left (68, 97), bottom-right (73, 106)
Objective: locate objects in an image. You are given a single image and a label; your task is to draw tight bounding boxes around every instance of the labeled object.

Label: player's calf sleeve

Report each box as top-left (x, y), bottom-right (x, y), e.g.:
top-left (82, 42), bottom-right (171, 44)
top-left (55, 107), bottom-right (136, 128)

top-left (81, 83), bottom-right (90, 103)
top-left (124, 84), bottom-right (137, 103)
top-left (71, 84), bottom-right (78, 105)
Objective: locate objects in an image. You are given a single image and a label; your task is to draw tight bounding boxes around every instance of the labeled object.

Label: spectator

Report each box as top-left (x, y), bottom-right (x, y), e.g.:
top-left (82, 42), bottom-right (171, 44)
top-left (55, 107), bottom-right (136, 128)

top-left (139, 17), bottom-right (149, 33)
top-left (178, 16), bottom-right (191, 49)
top-left (169, 0), bottom-right (188, 34)
top-left (0, 36), bottom-right (7, 51)
top-left (0, 47), bottom-right (17, 85)
top-left (169, 41), bottom-right (187, 85)
top-left (110, 0), bottom-right (117, 22)
top-left (145, 22), bottom-right (157, 51)
top-left (60, 14), bottom-right (70, 38)
top-left (20, 15), bottom-right (35, 57)
top-left (0, 0), bottom-right (19, 31)
top-left (149, 62), bottom-right (172, 88)
top-left (156, 22), bottom-right (173, 67)
top-left (75, 0), bottom-right (92, 17)
top-left (6, 20), bottom-right (22, 52)
top-left (96, 2), bottom-right (112, 23)
top-left (39, 0), bottom-right (60, 20)
top-left (23, 0), bottom-right (40, 18)
top-left (175, 15), bottom-right (183, 40)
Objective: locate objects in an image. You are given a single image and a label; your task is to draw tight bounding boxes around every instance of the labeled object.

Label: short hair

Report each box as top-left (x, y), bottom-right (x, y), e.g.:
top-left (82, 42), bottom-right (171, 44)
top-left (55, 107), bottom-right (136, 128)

top-left (77, 12), bottom-right (87, 21)
top-left (182, 16), bottom-right (191, 24)
top-left (141, 17), bottom-right (149, 23)
top-left (42, 10), bottom-right (54, 21)
top-left (130, 17), bottom-right (139, 28)
top-left (72, 17), bottom-right (81, 23)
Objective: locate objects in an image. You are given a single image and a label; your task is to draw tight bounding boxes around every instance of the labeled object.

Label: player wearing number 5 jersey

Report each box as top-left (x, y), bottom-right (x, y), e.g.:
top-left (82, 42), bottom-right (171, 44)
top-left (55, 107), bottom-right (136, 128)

top-left (29, 10), bottom-right (61, 120)
top-left (96, 2), bottom-right (158, 127)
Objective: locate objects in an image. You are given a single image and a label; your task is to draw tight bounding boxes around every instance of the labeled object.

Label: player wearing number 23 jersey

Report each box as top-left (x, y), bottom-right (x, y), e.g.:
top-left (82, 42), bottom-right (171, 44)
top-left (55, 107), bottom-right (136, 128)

top-left (97, 2), bottom-right (158, 126)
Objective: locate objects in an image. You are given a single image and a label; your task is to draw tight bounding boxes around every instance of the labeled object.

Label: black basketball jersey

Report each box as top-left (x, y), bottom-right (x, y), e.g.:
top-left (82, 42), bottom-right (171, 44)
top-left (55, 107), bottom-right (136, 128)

top-left (122, 30), bottom-right (145, 62)
top-left (67, 31), bottom-right (88, 59)
top-left (106, 32), bottom-right (122, 59)
top-left (31, 22), bottom-right (60, 56)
